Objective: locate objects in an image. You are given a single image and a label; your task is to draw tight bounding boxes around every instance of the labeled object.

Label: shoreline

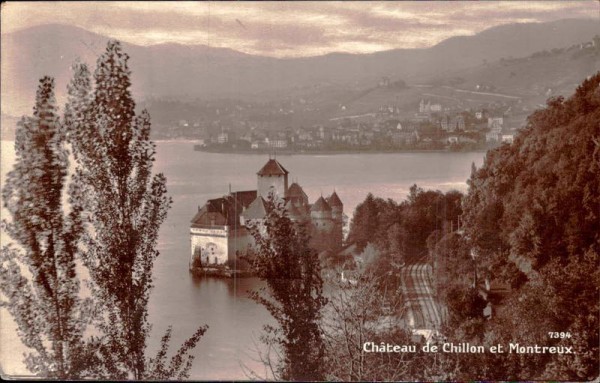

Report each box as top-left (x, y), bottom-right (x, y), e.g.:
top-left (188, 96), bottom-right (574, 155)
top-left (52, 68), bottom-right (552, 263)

top-left (2, 139), bottom-right (490, 155)
top-left (193, 145), bottom-right (489, 155)
top-left (189, 267), bottom-right (256, 278)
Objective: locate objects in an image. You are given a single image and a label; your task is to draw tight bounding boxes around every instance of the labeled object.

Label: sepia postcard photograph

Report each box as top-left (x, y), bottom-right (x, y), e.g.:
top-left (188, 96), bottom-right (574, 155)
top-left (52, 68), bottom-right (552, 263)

top-left (1, 1), bottom-right (599, 381)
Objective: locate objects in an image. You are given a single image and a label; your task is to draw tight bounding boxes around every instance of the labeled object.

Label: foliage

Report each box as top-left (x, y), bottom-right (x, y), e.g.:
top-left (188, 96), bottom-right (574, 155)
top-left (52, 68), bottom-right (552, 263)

top-left (443, 72), bottom-right (600, 380)
top-left (145, 325), bottom-right (207, 380)
top-left (346, 193), bottom-right (383, 252)
top-left (0, 77), bottom-right (94, 378)
top-left (318, 250), bottom-right (354, 270)
top-left (247, 199), bottom-right (327, 381)
top-left (431, 233), bottom-right (473, 305)
top-left (321, 271), bottom-right (429, 381)
top-left (64, 41), bottom-right (206, 379)
top-left (348, 187), bottom-right (463, 267)
top-left (445, 287), bottom-right (487, 324)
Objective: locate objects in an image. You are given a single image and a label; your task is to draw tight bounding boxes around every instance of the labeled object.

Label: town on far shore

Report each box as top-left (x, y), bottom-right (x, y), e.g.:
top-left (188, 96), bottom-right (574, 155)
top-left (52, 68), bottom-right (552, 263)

top-left (186, 85), bottom-right (521, 154)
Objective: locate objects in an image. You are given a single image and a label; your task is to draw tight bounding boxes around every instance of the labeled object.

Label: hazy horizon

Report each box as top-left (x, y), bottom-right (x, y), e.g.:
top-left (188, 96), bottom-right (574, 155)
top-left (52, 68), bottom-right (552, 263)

top-left (2, 1), bottom-right (598, 58)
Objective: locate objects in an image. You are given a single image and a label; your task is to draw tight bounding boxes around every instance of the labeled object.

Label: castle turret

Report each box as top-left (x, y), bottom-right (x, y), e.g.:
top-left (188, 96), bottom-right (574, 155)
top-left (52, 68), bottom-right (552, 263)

top-left (257, 159), bottom-right (289, 201)
top-left (327, 191), bottom-right (343, 222)
top-left (285, 199), bottom-right (306, 223)
top-left (311, 196), bottom-right (332, 219)
top-left (288, 182), bottom-right (309, 207)
top-left (326, 191), bottom-right (344, 250)
top-left (310, 196), bottom-right (337, 252)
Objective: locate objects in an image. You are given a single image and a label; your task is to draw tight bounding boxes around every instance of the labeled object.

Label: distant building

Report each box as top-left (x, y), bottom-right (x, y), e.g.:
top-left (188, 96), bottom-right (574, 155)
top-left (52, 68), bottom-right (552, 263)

top-left (451, 115), bottom-right (465, 132)
top-left (379, 104), bottom-right (400, 115)
top-left (501, 134), bottom-right (514, 144)
top-left (251, 141), bottom-right (267, 149)
top-left (297, 128), bottom-right (313, 141)
top-left (419, 99), bottom-right (442, 114)
top-left (488, 117), bottom-right (504, 129)
top-left (190, 159), bottom-right (344, 268)
top-left (391, 129), bottom-right (420, 146)
top-left (239, 132), bottom-right (253, 143)
top-left (217, 132), bottom-right (229, 144)
top-left (486, 126), bottom-right (502, 142)
top-left (440, 115), bottom-right (450, 131)
top-left (270, 138), bottom-right (288, 148)
top-left (441, 114), bottom-right (465, 132)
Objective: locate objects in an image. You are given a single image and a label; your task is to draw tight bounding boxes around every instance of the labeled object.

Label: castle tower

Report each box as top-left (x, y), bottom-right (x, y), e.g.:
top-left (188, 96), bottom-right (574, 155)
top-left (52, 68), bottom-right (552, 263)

top-left (287, 182), bottom-right (309, 208)
top-left (327, 191), bottom-right (343, 223)
top-left (310, 196), bottom-right (334, 252)
top-left (285, 199), bottom-right (306, 224)
top-left (257, 158), bottom-right (289, 201)
top-left (311, 196), bottom-right (332, 224)
top-left (327, 191), bottom-right (344, 250)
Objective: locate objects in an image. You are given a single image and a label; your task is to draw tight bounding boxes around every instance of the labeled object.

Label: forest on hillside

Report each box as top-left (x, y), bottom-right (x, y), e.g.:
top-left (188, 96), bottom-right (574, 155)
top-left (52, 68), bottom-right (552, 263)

top-left (347, 72), bottom-right (599, 381)
top-left (447, 71), bottom-right (600, 381)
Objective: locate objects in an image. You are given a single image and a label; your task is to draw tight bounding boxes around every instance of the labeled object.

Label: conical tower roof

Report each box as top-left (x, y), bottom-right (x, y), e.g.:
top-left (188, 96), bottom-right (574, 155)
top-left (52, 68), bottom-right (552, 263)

top-left (327, 191), bottom-right (343, 207)
top-left (257, 159), bottom-right (289, 176)
top-left (311, 196), bottom-right (331, 212)
top-left (288, 182), bottom-right (305, 197)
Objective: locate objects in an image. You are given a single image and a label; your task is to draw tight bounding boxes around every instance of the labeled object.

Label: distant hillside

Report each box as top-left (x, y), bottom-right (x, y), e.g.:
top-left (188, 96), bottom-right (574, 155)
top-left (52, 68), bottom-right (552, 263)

top-left (2, 19), bottom-right (598, 117)
top-left (317, 37), bottom-right (600, 124)
top-left (429, 38), bottom-right (600, 105)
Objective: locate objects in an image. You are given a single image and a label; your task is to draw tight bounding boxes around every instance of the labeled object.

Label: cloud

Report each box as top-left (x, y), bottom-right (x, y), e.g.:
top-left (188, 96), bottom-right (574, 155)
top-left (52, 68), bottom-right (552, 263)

top-left (2, 1), bottom-right (598, 57)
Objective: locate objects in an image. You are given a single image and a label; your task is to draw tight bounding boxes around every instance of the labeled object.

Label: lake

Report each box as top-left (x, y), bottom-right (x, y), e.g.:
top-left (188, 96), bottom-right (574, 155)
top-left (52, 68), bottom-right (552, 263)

top-left (0, 140), bottom-right (485, 379)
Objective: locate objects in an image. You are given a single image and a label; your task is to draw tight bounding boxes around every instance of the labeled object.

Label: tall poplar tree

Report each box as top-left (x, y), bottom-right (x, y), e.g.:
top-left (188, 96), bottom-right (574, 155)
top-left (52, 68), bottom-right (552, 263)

top-left (0, 77), bottom-right (93, 378)
top-left (64, 41), bottom-right (206, 380)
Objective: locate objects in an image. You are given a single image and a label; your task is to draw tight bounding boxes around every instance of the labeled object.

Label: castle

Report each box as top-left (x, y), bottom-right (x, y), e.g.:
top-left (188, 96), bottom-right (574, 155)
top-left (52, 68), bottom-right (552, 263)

top-left (190, 158), bottom-right (345, 268)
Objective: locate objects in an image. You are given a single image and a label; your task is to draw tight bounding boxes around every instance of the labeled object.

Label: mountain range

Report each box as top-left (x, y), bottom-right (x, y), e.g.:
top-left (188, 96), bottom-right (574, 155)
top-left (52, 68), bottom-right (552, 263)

top-left (2, 18), bottom-right (599, 120)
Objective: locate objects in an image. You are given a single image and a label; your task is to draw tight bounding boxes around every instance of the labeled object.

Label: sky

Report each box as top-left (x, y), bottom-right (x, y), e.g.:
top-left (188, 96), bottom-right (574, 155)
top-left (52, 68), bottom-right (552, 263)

top-left (2, 1), bottom-right (599, 57)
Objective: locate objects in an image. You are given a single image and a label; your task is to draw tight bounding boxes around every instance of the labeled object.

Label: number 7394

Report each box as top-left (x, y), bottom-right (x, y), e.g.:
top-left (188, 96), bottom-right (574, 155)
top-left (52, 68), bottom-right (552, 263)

top-left (548, 332), bottom-right (572, 339)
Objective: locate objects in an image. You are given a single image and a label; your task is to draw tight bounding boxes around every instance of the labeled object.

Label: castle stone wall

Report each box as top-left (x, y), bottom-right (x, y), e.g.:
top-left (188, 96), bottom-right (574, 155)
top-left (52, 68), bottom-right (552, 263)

top-left (258, 175), bottom-right (288, 200)
top-left (191, 226), bottom-right (229, 266)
